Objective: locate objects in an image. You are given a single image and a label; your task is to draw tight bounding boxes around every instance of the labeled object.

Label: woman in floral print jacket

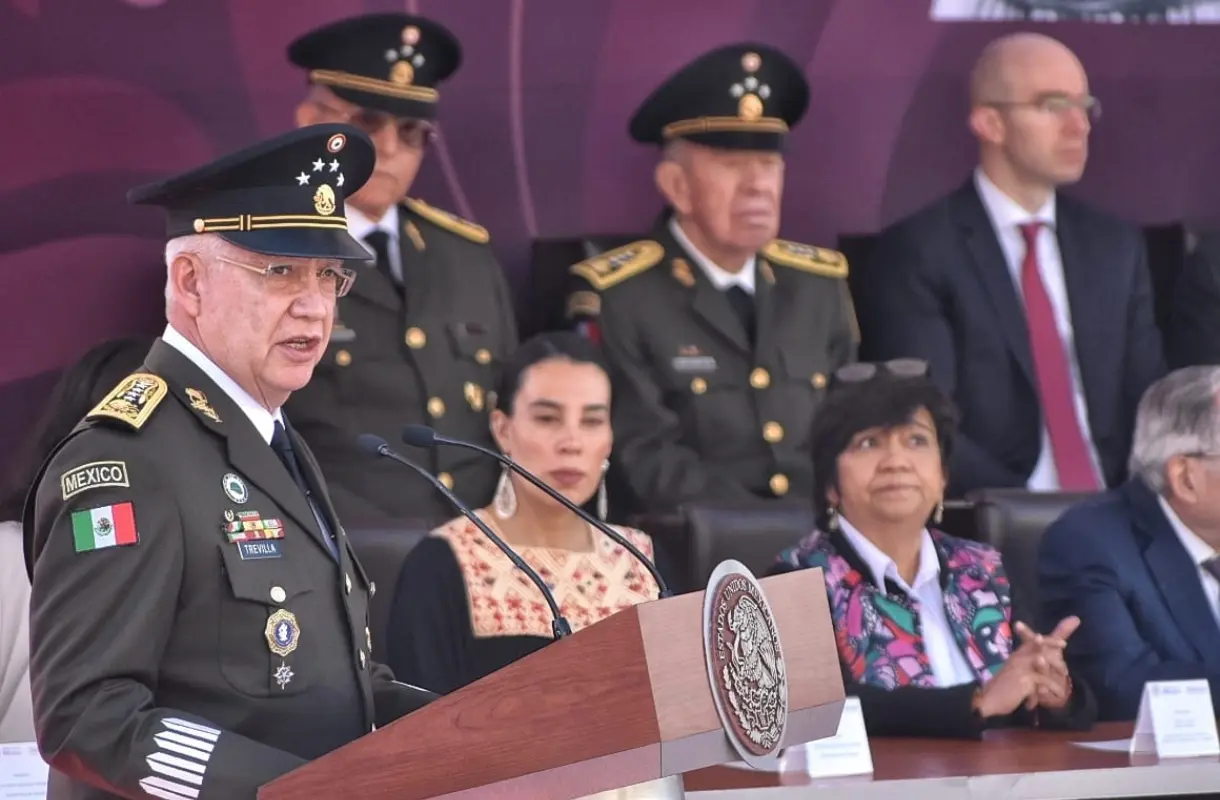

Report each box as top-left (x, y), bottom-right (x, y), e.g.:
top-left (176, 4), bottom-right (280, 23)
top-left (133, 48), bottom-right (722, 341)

top-left (772, 362), bottom-right (1096, 738)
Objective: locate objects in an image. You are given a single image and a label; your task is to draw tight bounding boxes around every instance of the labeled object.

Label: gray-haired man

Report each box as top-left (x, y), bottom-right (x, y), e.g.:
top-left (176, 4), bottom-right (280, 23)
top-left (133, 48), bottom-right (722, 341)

top-left (1039, 365), bottom-right (1220, 721)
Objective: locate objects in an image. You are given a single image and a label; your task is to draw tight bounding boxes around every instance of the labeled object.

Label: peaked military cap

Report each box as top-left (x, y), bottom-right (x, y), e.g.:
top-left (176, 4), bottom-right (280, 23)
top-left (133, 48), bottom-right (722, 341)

top-left (127, 123), bottom-right (376, 262)
top-left (287, 13), bottom-right (462, 120)
top-left (630, 43), bottom-right (809, 152)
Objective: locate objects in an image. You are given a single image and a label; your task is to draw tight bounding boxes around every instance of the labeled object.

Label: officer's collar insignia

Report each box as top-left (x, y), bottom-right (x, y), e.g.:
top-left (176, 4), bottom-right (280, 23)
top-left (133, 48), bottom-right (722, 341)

top-left (672, 257), bottom-right (696, 288)
top-left (405, 220), bottom-right (426, 251)
top-left (759, 259), bottom-right (776, 285)
top-left (185, 388), bottom-right (222, 423)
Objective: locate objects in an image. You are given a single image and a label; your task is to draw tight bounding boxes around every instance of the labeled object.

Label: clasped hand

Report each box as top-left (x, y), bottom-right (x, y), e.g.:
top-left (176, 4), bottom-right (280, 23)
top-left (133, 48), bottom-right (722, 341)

top-left (973, 616), bottom-right (1079, 719)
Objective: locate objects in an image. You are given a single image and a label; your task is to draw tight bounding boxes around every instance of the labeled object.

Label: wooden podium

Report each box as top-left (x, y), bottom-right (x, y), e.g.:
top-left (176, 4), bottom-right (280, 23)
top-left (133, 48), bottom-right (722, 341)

top-left (260, 567), bottom-right (845, 799)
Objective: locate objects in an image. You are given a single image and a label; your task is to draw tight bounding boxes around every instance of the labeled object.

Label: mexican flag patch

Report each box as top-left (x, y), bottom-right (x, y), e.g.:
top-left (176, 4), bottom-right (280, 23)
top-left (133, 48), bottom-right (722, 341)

top-left (70, 502), bottom-right (139, 552)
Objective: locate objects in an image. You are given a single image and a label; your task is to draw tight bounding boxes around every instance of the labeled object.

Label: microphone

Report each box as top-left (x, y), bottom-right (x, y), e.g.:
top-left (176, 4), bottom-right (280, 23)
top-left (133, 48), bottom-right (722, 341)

top-left (401, 425), bottom-right (672, 598)
top-left (356, 434), bottom-right (572, 639)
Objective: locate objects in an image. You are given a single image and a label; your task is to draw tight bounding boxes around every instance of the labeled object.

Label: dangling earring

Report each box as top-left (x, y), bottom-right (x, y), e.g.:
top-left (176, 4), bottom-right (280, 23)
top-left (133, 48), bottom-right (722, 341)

top-left (597, 459), bottom-right (610, 521)
top-left (493, 464), bottom-right (517, 519)
top-left (933, 500), bottom-right (944, 526)
top-left (827, 506), bottom-right (840, 531)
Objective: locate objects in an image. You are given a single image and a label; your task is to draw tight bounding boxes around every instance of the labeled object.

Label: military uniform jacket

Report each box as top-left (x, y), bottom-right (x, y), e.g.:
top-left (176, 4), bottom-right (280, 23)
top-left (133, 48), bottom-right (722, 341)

top-left (24, 340), bottom-right (427, 800)
top-left (287, 198), bottom-right (518, 526)
top-left (567, 218), bottom-right (858, 514)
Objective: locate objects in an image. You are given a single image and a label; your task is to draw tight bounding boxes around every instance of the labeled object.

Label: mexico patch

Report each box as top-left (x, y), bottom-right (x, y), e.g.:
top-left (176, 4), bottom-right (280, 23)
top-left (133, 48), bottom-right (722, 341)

top-left (61, 461), bottom-right (129, 500)
top-left (70, 502), bottom-right (139, 552)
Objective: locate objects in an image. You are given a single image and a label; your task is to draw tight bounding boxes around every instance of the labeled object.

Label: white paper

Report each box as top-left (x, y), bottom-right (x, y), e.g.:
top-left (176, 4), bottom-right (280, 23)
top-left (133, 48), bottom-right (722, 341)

top-left (1072, 738), bottom-right (1134, 752)
top-left (0, 742), bottom-right (48, 800)
top-left (779, 697), bottom-right (874, 779)
top-left (1130, 679), bottom-right (1220, 759)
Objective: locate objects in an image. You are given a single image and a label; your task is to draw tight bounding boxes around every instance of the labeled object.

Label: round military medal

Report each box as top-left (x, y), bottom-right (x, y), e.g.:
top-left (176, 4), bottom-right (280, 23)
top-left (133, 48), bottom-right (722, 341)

top-left (222, 473), bottom-right (248, 504)
top-left (265, 609), bottom-right (300, 658)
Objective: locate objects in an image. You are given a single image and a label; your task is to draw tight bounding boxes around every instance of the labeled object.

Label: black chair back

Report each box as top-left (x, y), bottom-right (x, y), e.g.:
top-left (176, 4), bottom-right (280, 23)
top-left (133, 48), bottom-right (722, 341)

top-left (685, 504), bottom-right (815, 590)
top-left (969, 489), bottom-right (1094, 614)
top-left (527, 235), bottom-right (639, 336)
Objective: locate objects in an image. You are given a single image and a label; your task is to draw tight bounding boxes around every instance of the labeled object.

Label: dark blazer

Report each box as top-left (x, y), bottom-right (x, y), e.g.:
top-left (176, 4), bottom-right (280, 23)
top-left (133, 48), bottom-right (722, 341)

top-left (1039, 478), bottom-right (1220, 721)
top-left (856, 179), bottom-right (1166, 496)
top-left (1167, 230), bottom-right (1220, 368)
top-left (24, 340), bottom-right (430, 800)
top-left (287, 198), bottom-right (518, 527)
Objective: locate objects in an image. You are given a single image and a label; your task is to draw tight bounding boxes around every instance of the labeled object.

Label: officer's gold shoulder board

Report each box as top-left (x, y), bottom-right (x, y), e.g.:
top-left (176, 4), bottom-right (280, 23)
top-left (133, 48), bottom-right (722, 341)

top-left (763, 239), bottom-right (849, 279)
top-left (86, 373), bottom-right (167, 431)
top-left (569, 240), bottom-right (665, 291)
top-left (403, 197), bottom-right (490, 244)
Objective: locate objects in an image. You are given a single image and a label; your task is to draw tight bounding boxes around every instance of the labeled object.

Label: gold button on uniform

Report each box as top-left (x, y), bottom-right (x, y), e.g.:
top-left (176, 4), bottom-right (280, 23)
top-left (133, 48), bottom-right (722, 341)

top-left (335, 349), bottom-right (352, 367)
top-left (770, 473), bottom-right (790, 496)
top-left (358, 650), bottom-right (367, 670)
top-left (427, 397), bottom-right (445, 418)
top-left (270, 586), bottom-right (286, 604)
top-left (691, 377), bottom-right (707, 394)
top-left (345, 573), bottom-right (352, 595)
top-left (438, 472), bottom-right (454, 489)
top-left (763, 421), bottom-right (784, 443)
top-left (811, 372), bottom-right (827, 389)
top-left (405, 327), bottom-right (427, 349)
top-left (369, 581), bottom-right (377, 598)
top-left (475, 348), bottom-right (492, 365)
top-left (366, 627), bottom-right (372, 652)
top-left (750, 368), bottom-right (771, 389)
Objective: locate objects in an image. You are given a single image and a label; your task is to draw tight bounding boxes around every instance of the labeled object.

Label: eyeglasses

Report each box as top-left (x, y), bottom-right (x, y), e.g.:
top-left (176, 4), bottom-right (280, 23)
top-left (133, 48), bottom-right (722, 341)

top-left (313, 101), bottom-right (437, 150)
top-left (834, 358), bottom-right (929, 385)
top-left (216, 256), bottom-right (357, 298)
top-left (985, 94), bottom-right (1102, 123)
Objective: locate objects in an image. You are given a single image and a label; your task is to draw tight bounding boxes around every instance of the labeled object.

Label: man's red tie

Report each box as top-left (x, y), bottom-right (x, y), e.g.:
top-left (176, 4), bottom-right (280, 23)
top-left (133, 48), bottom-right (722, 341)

top-left (1018, 222), bottom-right (1100, 491)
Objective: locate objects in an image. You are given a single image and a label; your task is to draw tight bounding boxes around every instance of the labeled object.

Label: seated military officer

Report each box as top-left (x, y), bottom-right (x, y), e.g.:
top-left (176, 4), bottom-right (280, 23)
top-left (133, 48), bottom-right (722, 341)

top-left (25, 124), bottom-right (433, 800)
top-left (566, 43), bottom-right (858, 516)
top-left (286, 14), bottom-right (518, 526)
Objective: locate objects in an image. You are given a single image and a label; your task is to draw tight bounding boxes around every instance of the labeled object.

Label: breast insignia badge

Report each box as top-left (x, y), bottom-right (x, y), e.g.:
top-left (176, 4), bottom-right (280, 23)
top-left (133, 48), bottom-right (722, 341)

top-left (702, 559), bottom-right (788, 768)
top-left (273, 661), bottom-right (294, 690)
top-left (266, 609), bottom-right (300, 657)
top-left (222, 473), bottom-right (249, 504)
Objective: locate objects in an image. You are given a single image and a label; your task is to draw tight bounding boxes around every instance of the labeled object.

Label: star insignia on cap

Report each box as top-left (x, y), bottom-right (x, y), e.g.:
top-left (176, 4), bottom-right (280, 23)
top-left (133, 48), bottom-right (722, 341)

top-left (296, 172), bottom-right (310, 186)
top-left (312, 158), bottom-right (325, 172)
top-left (329, 159), bottom-right (340, 172)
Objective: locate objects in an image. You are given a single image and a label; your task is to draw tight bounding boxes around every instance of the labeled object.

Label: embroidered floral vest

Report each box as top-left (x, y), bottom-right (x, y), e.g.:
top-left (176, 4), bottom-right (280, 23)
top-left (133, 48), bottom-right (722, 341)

top-left (776, 529), bottom-right (1014, 688)
top-left (434, 514), bottom-right (659, 639)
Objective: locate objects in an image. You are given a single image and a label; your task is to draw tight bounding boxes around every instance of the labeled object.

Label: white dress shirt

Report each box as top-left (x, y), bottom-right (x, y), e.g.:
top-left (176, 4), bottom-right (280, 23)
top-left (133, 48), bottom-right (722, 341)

top-left (669, 218), bottom-right (756, 295)
top-left (1158, 496), bottom-right (1220, 628)
top-left (161, 325), bottom-right (283, 445)
top-left (346, 203), bottom-right (403, 283)
top-left (839, 517), bottom-right (977, 688)
top-left (973, 167), bottom-right (1104, 491)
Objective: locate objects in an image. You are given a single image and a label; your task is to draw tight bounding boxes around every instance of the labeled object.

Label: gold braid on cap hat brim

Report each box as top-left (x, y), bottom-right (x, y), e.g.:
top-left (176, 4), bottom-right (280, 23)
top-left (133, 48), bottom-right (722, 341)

top-left (663, 116), bottom-right (789, 139)
top-left (309, 69), bottom-right (439, 103)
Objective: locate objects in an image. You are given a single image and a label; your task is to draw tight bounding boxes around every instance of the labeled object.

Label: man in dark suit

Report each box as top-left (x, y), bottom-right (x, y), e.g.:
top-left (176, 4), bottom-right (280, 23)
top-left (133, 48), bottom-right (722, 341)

top-left (564, 44), bottom-right (858, 516)
top-left (856, 32), bottom-right (1165, 497)
top-left (286, 14), bottom-right (517, 525)
top-left (1040, 367), bottom-right (1220, 720)
top-left (24, 124), bottom-right (434, 800)
top-left (1167, 230), bottom-right (1220, 368)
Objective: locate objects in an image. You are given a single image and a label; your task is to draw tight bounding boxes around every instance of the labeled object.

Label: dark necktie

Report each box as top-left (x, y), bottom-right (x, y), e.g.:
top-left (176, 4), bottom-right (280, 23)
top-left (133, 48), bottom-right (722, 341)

top-left (271, 421), bottom-right (338, 559)
top-left (725, 285), bottom-right (756, 345)
top-left (1203, 556), bottom-right (1220, 583)
top-left (364, 230), bottom-right (401, 294)
top-left (1018, 222), bottom-right (1099, 491)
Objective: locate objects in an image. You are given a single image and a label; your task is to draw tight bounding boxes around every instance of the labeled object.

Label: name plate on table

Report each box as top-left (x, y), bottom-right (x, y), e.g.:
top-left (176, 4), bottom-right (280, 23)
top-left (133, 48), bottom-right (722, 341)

top-left (1130, 679), bottom-right (1220, 758)
top-left (780, 696), bottom-right (874, 779)
top-left (0, 741), bottom-right (49, 799)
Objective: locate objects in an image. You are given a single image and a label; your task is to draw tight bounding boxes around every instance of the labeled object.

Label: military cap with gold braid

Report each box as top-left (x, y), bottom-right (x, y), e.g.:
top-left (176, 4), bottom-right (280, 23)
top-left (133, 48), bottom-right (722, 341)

top-left (127, 123), bottom-right (375, 262)
top-left (630, 42), bottom-right (809, 152)
top-left (288, 13), bottom-right (461, 121)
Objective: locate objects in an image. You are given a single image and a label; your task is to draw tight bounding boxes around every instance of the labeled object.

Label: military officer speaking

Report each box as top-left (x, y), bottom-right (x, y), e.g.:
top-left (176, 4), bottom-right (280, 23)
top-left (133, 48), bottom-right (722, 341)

top-left (285, 13), bottom-right (518, 525)
top-left (24, 124), bottom-right (434, 800)
top-left (566, 43), bottom-right (859, 515)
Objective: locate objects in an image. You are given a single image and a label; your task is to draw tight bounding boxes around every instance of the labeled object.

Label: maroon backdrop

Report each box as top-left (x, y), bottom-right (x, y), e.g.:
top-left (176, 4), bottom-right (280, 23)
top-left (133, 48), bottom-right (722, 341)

top-left (4, 0), bottom-right (1220, 456)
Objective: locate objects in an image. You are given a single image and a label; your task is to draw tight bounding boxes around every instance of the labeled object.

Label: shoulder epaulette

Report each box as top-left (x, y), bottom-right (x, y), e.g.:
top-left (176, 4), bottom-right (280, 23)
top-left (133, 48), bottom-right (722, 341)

top-left (86, 372), bottom-right (167, 431)
top-left (569, 240), bottom-right (665, 291)
top-left (403, 197), bottom-right (490, 244)
top-left (763, 239), bottom-right (848, 279)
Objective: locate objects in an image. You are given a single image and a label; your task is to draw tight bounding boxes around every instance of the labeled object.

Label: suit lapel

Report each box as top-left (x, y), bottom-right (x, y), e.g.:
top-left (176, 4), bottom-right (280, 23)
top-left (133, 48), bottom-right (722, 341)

top-left (347, 256), bottom-right (400, 313)
top-left (753, 258), bottom-right (777, 358)
top-left (1128, 481), bottom-right (1220, 666)
top-left (143, 341), bottom-right (332, 557)
top-left (1055, 201), bottom-right (1103, 417)
top-left (955, 182), bottom-right (1035, 384)
top-left (400, 207), bottom-right (435, 318)
top-left (658, 222), bottom-right (751, 354)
